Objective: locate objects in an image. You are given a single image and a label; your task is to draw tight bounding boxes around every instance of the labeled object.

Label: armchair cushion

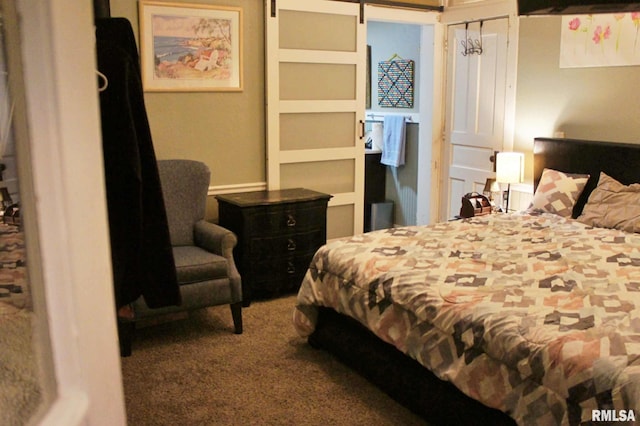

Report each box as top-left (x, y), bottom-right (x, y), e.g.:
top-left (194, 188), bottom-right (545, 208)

top-left (172, 246), bottom-right (229, 285)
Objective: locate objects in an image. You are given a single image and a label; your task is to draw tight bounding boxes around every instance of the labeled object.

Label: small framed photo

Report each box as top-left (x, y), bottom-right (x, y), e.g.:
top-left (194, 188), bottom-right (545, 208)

top-left (138, 1), bottom-right (243, 92)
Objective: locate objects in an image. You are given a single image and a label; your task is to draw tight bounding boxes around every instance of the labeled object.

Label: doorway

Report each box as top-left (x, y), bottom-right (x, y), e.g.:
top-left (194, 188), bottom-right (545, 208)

top-left (364, 5), bottom-right (443, 227)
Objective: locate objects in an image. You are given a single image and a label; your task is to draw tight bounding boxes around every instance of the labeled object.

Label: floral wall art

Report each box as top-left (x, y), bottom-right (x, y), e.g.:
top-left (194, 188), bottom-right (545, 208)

top-left (560, 13), bottom-right (640, 68)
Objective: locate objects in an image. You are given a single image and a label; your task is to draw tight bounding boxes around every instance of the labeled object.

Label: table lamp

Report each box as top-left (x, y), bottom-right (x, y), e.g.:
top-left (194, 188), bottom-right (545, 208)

top-left (483, 177), bottom-right (501, 209)
top-left (496, 152), bottom-right (524, 212)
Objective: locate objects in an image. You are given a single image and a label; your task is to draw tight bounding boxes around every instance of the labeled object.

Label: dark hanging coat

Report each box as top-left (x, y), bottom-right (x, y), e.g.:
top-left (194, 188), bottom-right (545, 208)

top-left (95, 18), bottom-right (180, 309)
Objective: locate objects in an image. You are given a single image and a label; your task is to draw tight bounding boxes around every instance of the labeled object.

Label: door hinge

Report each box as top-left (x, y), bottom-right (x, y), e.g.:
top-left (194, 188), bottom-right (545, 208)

top-left (271, 0), bottom-right (276, 18)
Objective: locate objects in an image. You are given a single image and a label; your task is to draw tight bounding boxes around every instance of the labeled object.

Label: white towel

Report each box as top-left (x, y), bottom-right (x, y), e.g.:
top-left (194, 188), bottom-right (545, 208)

top-left (380, 116), bottom-right (406, 167)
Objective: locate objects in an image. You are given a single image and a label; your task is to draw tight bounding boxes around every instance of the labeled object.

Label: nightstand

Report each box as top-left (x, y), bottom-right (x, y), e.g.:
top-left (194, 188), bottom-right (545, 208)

top-left (216, 188), bottom-right (331, 306)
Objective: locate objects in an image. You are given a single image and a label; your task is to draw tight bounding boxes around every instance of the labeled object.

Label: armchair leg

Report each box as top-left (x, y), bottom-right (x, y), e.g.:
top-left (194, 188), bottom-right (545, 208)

top-left (230, 302), bottom-right (243, 334)
top-left (118, 320), bottom-right (135, 357)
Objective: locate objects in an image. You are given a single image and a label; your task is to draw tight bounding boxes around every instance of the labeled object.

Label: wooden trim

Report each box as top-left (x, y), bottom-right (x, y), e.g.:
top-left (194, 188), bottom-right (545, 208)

top-left (208, 182), bottom-right (268, 196)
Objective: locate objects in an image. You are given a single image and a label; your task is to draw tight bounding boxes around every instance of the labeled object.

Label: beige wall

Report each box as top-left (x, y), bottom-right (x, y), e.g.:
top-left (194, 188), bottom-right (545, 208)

top-left (111, 0), bottom-right (265, 199)
top-left (109, 3), bottom-right (640, 218)
top-left (514, 15), bottom-right (640, 182)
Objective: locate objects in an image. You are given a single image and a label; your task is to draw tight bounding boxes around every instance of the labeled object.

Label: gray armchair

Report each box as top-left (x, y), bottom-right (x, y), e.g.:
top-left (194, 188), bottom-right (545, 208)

top-left (120, 159), bottom-right (242, 355)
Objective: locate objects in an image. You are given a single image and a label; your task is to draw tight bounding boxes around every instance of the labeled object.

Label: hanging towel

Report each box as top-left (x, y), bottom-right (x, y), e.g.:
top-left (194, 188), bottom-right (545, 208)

top-left (381, 115), bottom-right (406, 167)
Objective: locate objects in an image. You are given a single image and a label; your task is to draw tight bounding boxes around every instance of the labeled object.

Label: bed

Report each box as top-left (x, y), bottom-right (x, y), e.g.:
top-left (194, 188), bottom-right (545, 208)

top-left (293, 137), bottom-right (640, 425)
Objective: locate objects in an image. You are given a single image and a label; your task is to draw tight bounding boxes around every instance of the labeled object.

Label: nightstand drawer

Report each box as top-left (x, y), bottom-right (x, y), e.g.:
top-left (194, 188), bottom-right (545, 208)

top-left (249, 255), bottom-right (314, 297)
top-left (249, 229), bottom-right (323, 257)
top-left (245, 203), bottom-right (326, 235)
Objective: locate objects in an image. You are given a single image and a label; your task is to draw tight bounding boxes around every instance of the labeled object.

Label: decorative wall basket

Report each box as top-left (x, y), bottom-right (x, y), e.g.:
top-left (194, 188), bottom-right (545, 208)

top-left (377, 56), bottom-right (414, 108)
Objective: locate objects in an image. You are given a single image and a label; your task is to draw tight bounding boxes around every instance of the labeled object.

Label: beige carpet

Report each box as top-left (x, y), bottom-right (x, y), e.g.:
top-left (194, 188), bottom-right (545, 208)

top-left (121, 295), bottom-right (428, 425)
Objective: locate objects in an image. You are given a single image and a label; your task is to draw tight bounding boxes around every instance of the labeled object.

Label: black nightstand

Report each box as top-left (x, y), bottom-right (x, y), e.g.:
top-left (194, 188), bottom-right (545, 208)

top-left (216, 188), bottom-right (331, 306)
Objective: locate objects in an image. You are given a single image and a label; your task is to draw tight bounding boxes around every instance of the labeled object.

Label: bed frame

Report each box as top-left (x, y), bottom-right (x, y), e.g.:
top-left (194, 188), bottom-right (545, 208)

top-left (307, 137), bottom-right (640, 425)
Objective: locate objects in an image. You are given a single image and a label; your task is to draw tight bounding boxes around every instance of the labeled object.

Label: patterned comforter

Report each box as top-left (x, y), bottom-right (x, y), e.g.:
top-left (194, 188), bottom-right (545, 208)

top-left (293, 212), bottom-right (640, 425)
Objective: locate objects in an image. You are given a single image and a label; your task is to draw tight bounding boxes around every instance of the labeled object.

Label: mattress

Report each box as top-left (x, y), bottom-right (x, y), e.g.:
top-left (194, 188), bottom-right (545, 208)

top-left (293, 212), bottom-right (640, 425)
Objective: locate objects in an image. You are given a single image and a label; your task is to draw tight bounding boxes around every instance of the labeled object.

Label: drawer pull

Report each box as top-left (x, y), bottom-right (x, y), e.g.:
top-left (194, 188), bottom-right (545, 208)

top-left (287, 239), bottom-right (296, 251)
top-left (287, 262), bottom-right (295, 274)
top-left (286, 214), bottom-right (296, 227)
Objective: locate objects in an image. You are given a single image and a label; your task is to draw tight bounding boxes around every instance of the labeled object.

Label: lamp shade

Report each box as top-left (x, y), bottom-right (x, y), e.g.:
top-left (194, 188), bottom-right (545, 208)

top-left (483, 178), bottom-right (500, 193)
top-left (496, 152), bottom-right (524, 184)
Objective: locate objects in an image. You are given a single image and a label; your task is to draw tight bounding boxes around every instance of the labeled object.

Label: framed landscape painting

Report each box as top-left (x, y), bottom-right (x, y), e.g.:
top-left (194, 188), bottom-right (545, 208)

top-left (139, 1), bottom-right (243, 91)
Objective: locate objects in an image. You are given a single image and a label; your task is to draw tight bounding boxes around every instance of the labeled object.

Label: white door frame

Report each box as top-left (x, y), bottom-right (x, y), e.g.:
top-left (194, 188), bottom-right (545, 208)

top-left (364, 5), bottom-right (444, 226)
top-left (8, 0), bottom-right (126, 424)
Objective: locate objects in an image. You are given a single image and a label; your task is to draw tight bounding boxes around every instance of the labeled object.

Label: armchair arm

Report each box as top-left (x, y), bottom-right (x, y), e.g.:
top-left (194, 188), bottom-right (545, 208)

top-left (194, 220), bottom-right (242, 303)
top-left (194, 219), bottom-right (237, 258)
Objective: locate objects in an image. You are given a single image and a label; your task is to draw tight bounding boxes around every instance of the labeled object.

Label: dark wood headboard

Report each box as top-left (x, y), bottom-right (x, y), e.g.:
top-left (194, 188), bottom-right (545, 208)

top-left (533, 137), bottom-right (640, 218)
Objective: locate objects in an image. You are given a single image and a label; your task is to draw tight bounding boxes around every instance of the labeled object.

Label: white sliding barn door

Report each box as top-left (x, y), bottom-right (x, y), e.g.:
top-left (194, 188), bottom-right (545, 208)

top-left (266, 0), bottom-right (365, 238)
top-left (441, 18), bottom-right (509, 220)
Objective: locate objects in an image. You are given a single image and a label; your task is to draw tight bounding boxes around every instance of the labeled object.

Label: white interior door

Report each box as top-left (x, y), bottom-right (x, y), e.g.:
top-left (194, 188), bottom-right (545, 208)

top-left (266, 0), bottom-right (365, 239)
top-left (442, 18), bottom-right (509, 220)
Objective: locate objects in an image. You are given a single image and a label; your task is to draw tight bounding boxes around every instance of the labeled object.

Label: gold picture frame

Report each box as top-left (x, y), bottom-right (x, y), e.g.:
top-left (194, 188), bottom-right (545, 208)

top-left (138, 1), bottom-right (243, 92)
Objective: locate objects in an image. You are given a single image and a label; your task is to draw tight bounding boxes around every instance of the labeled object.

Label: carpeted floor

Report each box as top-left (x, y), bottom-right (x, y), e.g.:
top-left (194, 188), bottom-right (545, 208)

top-left (121, 295), bottom-right (428, 426)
